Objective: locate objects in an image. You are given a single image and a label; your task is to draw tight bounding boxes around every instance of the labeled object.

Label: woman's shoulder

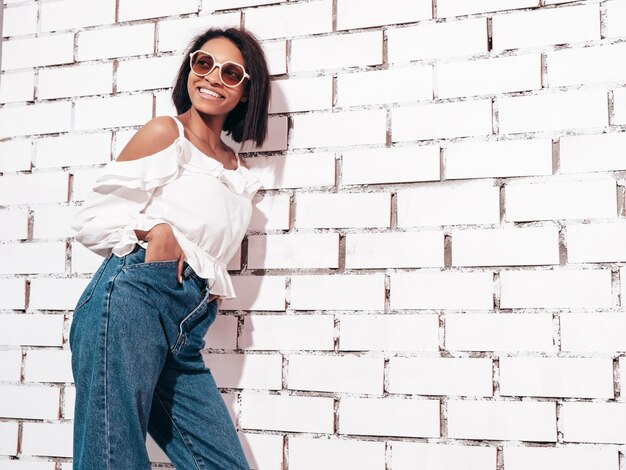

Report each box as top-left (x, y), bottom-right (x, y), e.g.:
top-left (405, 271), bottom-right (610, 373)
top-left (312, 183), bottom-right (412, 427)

top-left (115, 116), bottom-right (181, 162)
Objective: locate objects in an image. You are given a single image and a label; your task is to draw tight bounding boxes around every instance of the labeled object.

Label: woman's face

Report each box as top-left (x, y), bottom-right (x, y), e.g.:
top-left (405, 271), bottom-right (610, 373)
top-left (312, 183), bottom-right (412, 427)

top-left (187, 37), bottom-right (249, 117)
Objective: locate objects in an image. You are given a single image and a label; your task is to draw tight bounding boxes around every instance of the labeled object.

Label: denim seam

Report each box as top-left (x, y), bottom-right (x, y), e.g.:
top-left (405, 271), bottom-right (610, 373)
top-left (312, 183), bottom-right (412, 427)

top-left (153, 391), bottom-right (204, 470)
top-left (104, 264), bottom-right (127, 470)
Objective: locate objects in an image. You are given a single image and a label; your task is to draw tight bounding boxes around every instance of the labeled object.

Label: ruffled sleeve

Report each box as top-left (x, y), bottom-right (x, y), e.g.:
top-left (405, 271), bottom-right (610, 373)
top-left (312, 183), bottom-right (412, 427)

top-left (71, 140), bottom-right (184, 258)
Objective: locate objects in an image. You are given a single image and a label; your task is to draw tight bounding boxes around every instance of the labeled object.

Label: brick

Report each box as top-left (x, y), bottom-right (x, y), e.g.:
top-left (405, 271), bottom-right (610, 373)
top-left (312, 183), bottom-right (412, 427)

top-left (36, 132), bottom-right (111, 169)
top-left (505, 178), bottom-right (616, 222)
top-left (1, 33), bottom-right (74, 71)
top-left (0, 172), bottom-right (69, 205)
top-left (613, 88), bottom-right (626, 125)
top-left (560, 313), bottom-right (626, 352)
top-left (248, 195), bottom-right (290, 231)
top-left (337, 66), bottom-right (432, 107)
top-left (0, 314), bottom-right (64, 347)
top-left (291, 274), bottom-right (385, 311)
top-left (0, 350), bottom-right (22, 382)
top-left (246, 0), bottom-right (332, 40)
top-left (0, 101), bottom-right (72, 138)
top-left (0, 279), bottom-right (26, 309)
top-left (289, 437), bottom-right (385, 470)
top-left (342, 146), bottom-right (440, 186)
top-left (158, 13), bottom-right (241, 53)
top-left (116, 55), bottom-right (181, 92)
top-left (391, 442), bottom-right (497, 470)
top-left (208, 0), bottom-right (285, 10)
top-left (346, 231), bottom-right (444, 268)
top-left (39, 62), bottom-right (113, 100)
top-left (445, 313), bottom-right (554, 352)
top-left (391, 271), bottom-right (493, 310)
top-left (388, 357), bottom-right (493, 397)
top-left (0, 422), bottom-right (19, 456)
top-left (560, 133), bottom-right (626, 173)
top-left (30, 278), bottom-right (91, 311)
top-left (24, 349), bottom-right (73, 383)
top-left (221, 276), bottom-right (286, 311)
top-left (0, 209), bottom-right (28, 240)
top-left (239, 433), bottom-right (284, 470)
top-left (77, 23), bottom-right (154, 61)
top-left (448, 400), bottom-right (557, 442)
top-left (452, 227), bottom-right (559, 266)
top-left (0, 242), bottom-right (66, 275)
top-left (446, 138), bottom-right (551, 179)
top-left (0, 385), bottom-right (60, 420)
top-left (548, 43), bottom-right (626, 87)
top-left (500, 269), bottom-right (612, 309)
top-left (340, 397), bottom-right (440, 438)
top-left (392, 99), bottom-right (493, 141)
top-left (339, 314), bottom-right (439, 352)
top-left (291, 30), bottom-right (382, 72)
top-left (567, 223), bottom-right (626, 263)
top-left (503, 446), bottom-right (618, 470)
top-left (437, 0), bottom-right (537, 17)
top-left (74, 94), bottom-right (152, 130)
top-left (438, 54), bottom-right (541, 98)
top-left (561, 403), bottom-right (626, 444)
top-left (248, 152), bottom-right (335, 189)
top-left (205, 315), bottom-right (238, 350)
top-left (0, 139), bottom-right (32, 172)
top-left (71, 167), bottom-right (104, 202)
top-left (0, 70), bottom-right (35, 103)
top-left (203, 353), bottom-right (282, 390)
top-left (241, 315), bottom-right (334, 350)
top-left (388, 18), bottom-right (487, 62)
top-left (397, 181), bottom-right (500, 227)
top-left (2, 4), bottom-right (37, 37)
top-left (492, 4), bottom-right (600, 51)
top-left (240, 394), bottom-right (334, 433)
top-left (118, 0), bottom-right (197, 21)
top-left (337, 0), bottom-right (430, 30)
top-left (269, 77), bottom-right (332, 113)
top-left (498, 90), bottom-right (608, 134)
top-left (295, 192), bottom-right (390, 229)
top-left (291, 109), bottom-right (387, 149)
top-left (248, 233), bottom-right (338, 269)
top-left (21, 422), bottom-right (72, 457)
top-left (288, 355), bottom-right (383, 394)
top-left (40, 0), bottom-right (116, 32)
top-left (2, 461), bottom-right (56, 470)
top-left (500, 357), bottom-right (614, 399)
top-left (606, 0), bottom-right (626, 38)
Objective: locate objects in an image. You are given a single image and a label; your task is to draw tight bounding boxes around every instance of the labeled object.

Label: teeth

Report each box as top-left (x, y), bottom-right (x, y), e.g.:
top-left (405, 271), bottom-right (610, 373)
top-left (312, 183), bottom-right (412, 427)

top-left (199, 88), bottom-right (223, 98)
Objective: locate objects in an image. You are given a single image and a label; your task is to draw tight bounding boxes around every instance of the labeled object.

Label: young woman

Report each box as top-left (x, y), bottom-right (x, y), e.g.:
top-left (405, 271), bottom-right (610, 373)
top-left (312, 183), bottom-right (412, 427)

top-left (69, 27), bottom-right (270, 469)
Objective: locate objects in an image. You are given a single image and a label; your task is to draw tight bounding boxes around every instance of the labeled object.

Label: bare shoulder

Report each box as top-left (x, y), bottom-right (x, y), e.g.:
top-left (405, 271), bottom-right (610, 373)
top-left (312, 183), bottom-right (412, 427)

top-left (115, 116), bottom-right (180, 162)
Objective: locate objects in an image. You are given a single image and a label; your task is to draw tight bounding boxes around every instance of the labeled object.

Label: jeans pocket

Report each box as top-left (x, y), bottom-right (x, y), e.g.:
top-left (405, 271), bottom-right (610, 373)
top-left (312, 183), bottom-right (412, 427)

top-left (123, 259), bottom-right (179, 270)
top-left (171, 288), bottom-right (210, 355)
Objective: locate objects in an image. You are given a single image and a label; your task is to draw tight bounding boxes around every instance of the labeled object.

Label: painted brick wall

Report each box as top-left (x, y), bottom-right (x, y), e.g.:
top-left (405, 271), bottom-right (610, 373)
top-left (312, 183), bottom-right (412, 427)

top-left (1, 0), bottom-right (625, 469)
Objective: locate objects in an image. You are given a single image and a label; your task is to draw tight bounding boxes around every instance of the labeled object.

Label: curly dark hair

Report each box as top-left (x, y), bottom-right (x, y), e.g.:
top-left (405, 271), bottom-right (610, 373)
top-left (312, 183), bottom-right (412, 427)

top-left (171, 27), bottom-right (271, 148)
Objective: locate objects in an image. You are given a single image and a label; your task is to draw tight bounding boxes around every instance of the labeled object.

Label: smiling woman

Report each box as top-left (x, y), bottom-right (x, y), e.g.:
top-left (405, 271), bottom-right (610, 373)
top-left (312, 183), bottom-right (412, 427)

top-left (69, 26), bottom-right (271, 470)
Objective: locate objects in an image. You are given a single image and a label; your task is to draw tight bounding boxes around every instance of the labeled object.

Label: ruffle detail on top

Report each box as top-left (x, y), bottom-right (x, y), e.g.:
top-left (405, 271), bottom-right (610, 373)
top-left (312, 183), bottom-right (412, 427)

top-left (168, 224), bottom-right (237, 300)
top-left (92, 140), bottom-right (185, 192)
top-left (180, 140), bottom-right (262, 198)
top-left (92, 137), bottom-right (262, 198)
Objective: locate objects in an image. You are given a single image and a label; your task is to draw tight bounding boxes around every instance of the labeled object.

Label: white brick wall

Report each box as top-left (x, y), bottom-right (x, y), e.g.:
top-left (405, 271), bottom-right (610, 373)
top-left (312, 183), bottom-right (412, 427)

top-left (3, 0), bottom-right (625, 468)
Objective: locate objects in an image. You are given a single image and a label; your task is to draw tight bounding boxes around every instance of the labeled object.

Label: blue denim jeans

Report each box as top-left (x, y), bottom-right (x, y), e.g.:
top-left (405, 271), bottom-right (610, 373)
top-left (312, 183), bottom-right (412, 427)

top-left (69, 244), bottom-right (249, 469)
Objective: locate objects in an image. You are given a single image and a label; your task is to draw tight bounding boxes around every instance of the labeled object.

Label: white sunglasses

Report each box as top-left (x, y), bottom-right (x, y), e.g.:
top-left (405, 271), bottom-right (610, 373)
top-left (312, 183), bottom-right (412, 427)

top-left (189, 50), bottom-right (251, 88)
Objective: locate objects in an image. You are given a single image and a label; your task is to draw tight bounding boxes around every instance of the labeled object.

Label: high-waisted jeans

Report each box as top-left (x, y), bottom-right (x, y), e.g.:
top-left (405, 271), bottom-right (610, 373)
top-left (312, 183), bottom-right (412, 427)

top-left (69, 244), bottom-right (249, 470)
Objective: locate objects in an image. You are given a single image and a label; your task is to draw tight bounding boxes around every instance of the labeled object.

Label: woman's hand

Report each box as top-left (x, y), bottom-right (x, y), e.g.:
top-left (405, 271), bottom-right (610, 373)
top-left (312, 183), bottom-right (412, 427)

top-left (144, 223), bottom-right (186, 283)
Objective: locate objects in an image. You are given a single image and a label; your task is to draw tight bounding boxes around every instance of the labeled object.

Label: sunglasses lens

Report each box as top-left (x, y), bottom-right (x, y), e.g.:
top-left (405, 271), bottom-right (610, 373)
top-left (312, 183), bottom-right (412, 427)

top-left (191, 52), bottom-right (214, 75)
top-left (221, 63), bottom-right (245, 86)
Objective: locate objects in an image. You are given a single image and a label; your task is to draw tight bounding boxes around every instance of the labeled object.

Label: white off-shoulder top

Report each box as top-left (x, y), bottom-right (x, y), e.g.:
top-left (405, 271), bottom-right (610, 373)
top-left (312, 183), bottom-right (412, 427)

top-left (71, 115), bottom-right (262, 300)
